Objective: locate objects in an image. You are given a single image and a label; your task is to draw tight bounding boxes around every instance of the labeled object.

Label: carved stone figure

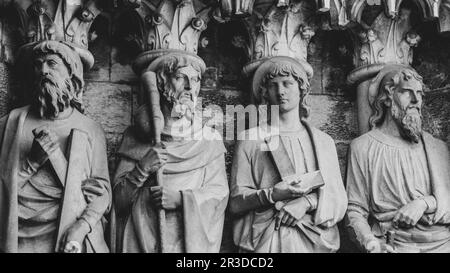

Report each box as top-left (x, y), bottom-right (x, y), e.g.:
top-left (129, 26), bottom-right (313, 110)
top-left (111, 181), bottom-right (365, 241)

top-left (346, 64), bottom-right (450, 253)
top-left (0, 40), bottom-right (111, 253)
top-left (230, 56), bottom-right (347, 253)
top-left (110, 52), bottom-right (229, 253)
top-left (110, 0), bottom-right (228, 254)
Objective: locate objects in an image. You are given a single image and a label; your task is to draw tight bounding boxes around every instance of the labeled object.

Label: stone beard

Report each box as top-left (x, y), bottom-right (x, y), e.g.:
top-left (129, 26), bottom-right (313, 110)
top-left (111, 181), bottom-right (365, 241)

top-left (389, 73), bottom-right (423, 143)
top-left (110, 54), bottom-right (229, 253)
top-left (157, 61), bottom-right (202, 123)
top-left (0, 41), bottom-right (111, 253)
top-left (33, 71), bottom-right (75, 119)
top-left (346, 66), bottom-right (450, 253)
top-left (391, 99), bottom-right (422, 143)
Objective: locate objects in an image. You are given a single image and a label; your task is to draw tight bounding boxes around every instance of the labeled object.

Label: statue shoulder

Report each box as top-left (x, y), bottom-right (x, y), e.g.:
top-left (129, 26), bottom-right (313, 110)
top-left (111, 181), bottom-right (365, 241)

top-left (422, 131), bottom-right (448, 151)
top-left (308, 126), bottom-right (334, 144)
top-left (236, 125), bottom-right (273, 142)
top-left (349, 132), bottom-right (373, 155)
top-left (116, 126), bottom-right (151, 161)
top-left (201, 125), bottom-right (223, 141)
top-left (73, 110), bottom-right (106, 138)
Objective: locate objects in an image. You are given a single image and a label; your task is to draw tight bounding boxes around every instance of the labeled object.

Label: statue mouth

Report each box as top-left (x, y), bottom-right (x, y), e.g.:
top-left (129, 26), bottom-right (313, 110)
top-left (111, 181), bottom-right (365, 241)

top-left (178, 91), bottom-right (193, 101)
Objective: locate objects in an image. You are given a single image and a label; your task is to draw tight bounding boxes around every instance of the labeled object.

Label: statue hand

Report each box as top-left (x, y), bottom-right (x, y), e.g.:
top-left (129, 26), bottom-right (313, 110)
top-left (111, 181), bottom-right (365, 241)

top-left (60, 220), bottom-right (90, 253)
top-left (274, 198), bottom-right (309, 230)
top-left (149, 186), bottom-right (181, 210)
top-left (393, 199), bottom-right (427, 229)
top-left (29, 127), bottom-right (60, 168)
top-left (364, 239), bottom-right (382, 253)
top-left (138, 143), bottom-right (167, 174)
top-left (272, 179), bottom-right (305, 202)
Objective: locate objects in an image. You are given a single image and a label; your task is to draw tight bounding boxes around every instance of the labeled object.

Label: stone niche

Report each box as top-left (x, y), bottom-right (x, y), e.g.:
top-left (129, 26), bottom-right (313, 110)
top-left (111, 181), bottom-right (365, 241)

top-left (1, 0), bottom-right (450, 253)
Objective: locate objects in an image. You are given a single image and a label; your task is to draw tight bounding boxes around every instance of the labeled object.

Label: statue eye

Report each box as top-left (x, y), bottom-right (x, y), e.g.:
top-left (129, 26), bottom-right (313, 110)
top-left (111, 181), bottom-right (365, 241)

top-left (48, 60), bottom-right (57, 67)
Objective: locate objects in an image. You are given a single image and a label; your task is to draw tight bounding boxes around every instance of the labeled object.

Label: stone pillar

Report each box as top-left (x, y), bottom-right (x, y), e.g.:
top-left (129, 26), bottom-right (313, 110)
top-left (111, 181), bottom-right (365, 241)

top-left (115, 0), bottom-right (217, 103)
top-left (221, 0), bottom-right (320, 88)
top-left (6, 0), bottom-right (104, 100)
top-left (325, 0), bottom-right (450, 134)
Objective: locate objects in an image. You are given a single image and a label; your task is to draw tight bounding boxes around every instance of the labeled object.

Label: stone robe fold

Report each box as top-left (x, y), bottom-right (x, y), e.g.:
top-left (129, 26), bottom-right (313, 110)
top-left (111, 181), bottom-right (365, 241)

top-left (230, 121), bottom-right (347, 253)
top-left (346, 129), bottom-right (450, 252)
top-left (0, 106), bottom-right (111, 253)
top-left (110, 126), bottom-right (229, 253)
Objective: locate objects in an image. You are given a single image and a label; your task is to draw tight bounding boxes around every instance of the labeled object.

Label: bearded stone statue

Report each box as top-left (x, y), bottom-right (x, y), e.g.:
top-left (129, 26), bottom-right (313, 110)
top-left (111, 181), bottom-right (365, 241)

top-left (346, 64), bottom-right (450, 253)
top-left (110, 53), bottom-right (228, 253)
top-left (0, 40), bottom-right (111, 253)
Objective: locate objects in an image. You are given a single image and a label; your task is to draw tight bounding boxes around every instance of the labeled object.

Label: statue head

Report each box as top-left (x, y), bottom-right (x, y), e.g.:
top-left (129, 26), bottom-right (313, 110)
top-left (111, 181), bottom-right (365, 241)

top-left (31, 41), bottom-right (85, 119)
top-left (254, 57), bottom-right (311, 118)
top-left (369, 66), bottom-right (425, 143)
top-left (155, 54), bottom-right (203, 120)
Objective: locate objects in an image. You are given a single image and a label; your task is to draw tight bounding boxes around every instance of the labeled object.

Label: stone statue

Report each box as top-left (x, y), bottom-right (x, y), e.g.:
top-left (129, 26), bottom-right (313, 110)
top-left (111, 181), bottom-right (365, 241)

top-left (230, 56), bottom-right (348, 253)
top-left (346, 64), bottom-right (450, 253)
top-left (0, 40), bottom-right (111, 253)
top-left (110, 52), bottom-right (229, 253)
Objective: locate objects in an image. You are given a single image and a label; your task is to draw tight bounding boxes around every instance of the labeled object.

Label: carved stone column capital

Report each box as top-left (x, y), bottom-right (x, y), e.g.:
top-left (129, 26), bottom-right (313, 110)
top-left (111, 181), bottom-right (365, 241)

top-left (332, 0), bottom-right (450, 134)
top-left (116, 0), bottom-right (217, 75)
top-left (224, 0), bottom-right (320, 79)
top-left (10, 0), bottom-right (105, 69)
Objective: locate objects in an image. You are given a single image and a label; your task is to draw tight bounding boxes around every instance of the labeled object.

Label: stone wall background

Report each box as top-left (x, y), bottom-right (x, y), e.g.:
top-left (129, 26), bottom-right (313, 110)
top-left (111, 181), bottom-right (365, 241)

top-left (1, 9), bottom-right (450, 253)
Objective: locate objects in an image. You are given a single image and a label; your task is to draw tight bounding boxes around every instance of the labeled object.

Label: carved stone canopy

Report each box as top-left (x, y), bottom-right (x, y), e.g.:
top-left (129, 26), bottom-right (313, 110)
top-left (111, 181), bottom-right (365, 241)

top-left (238, 0), bottom-right (318, 78)
top-left (10, 0), bottom-right (105, 69)
top-left (116, 0), bottom-right (216, 75)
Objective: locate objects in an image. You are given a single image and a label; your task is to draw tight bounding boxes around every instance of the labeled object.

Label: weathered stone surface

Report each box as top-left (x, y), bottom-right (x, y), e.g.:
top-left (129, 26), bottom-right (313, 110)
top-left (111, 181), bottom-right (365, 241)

top-left (308, 95), bottom-right (358, 142)
top-left (84, 36), bottom-right (111, 82)
top-left (0, 62), bottom-right (10, 117)
top-left (1, 1), bottom-right (450, 252)
top-left (110, 46), bottom-right (137, 83)
top-left (423, 90), bottom-right (450, 147)
top-left (83, 81), bottom-right (133, 175)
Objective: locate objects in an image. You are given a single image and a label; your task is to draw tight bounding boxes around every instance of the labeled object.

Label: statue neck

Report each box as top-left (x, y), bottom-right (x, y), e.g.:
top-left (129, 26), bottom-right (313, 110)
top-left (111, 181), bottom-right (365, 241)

top-left (54, 106), bottom-right (74, 120)
top-left (378, 110), bottom-right (403, 139)
top-left (269, 105), bottom-right (304, 132)
top-left (161, 102), bottom-right (198, 139)
top-left (34, 105), bottom-right (74, 121)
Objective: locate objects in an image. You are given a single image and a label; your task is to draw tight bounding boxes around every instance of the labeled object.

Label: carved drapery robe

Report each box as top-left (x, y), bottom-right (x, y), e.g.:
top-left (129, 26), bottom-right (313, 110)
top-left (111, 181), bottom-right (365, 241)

top-left (230, 121), bottom-right (347, 253)
top-left (346, 129), bottom-right (450, 253)
top-left (110, 125), bottom-right (229, 253)
top-left (0, 106), bottom-right (111, 253)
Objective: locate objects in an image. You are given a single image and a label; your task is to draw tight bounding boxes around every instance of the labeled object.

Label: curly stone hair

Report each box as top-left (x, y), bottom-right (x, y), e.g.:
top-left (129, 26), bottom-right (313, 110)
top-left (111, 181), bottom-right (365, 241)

top-left (259, 62), bottom-right (311, 118)
top-left (32, 41), bottom-right (85, 113)
top-left (369, 68), bottom-right (424, 129)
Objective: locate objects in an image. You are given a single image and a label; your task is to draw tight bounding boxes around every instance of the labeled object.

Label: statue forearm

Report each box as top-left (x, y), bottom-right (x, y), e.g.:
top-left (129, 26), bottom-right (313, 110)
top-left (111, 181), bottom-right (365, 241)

top-left (304, 191), bottom-right (318, 212)
top-left (229, 187), bottom-right (273, 215)
top-left (19, 158), bottom-right (38, 178)
top-left (346, 204), bottom-right (376, 250)
top-left (421, 195), bottom-right (437, 214)
top-left (112, 164), bottom-right (151, 217)
top-left (79, 177), bottom-right (111, 232)
top-left (17, 158), bottom-right (39, 187)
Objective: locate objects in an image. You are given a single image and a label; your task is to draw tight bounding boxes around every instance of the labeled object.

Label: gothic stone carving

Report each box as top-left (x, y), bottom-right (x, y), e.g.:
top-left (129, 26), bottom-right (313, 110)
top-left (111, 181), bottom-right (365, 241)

top-left (0, 0), bottom-right (112, 253)
top-left (346, 65), bottom-right (450, 253)
top-left (230, 56), bottom-right (347, 253)
top-left (110, 0), bottom-right (229, 253)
